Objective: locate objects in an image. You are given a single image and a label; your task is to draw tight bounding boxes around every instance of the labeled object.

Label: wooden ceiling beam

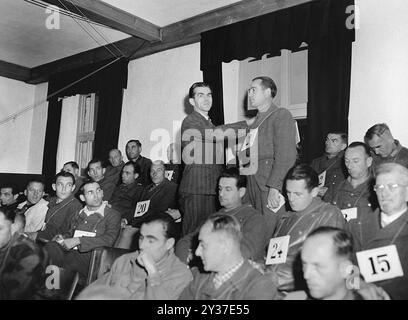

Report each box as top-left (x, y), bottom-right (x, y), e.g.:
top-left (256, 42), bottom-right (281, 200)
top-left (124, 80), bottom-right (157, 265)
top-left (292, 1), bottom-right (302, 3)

top-left (41, 0), bottom-right (161, 42)
top-left (16, 0), bottom-right (318, 84)
top-left (0, 60), bottom-right (31, 82)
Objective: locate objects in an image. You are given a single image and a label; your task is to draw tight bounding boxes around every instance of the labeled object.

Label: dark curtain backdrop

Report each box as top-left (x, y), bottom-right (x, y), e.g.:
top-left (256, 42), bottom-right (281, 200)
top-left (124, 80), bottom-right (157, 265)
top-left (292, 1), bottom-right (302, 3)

top-left (200, 0), bottom-right (355, 161)
top-left (42, 58), bottom-right (128, 191)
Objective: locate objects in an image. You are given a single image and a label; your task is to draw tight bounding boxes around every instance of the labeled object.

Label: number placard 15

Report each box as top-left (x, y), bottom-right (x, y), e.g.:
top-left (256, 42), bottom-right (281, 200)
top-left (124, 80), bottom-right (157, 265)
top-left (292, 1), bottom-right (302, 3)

top-left (356, 245), bottom-right (404, 283)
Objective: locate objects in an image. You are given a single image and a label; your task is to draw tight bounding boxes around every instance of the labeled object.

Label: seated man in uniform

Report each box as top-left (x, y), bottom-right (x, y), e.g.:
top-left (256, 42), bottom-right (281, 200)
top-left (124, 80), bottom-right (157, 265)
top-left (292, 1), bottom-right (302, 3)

top-left (175, 167), bottom-right (269, 264)
top-left (310, 132), bottom-right (348, 196)
top-left (63, 161), bottom-right (85, 196)
top-left (87, 158), bottom-right (116, 202)
top-left (125, 139), bottom-right (152, 187)
top-left (285, 226), bottom-right (389, 300)
top-left (179, 214), bottom-right (278, 300)
top-left (104, 149), bottom-right (126, 186)
top-left (28, 171), bottom-right (82, 243)
top-left (323, 142), bottom-right (377, 220)
top-left (364, 123), bottom-right (408, 169)
top-left (0, 207), bottom-right (51, 299)
top-left (110, 161), bottom-right (144, 224)
top-left (130, 161), bottom-right (178, 227)
top-left (77, 213), bottom-right (192, 300)
top-left (267, 164), bottom-right (346, 295)
top-left (349, 163), bottom-right (408, 300)
top-left (44, 181), bottom-right (121, 283)
top-left (16, 179), bottom-right (49, 233)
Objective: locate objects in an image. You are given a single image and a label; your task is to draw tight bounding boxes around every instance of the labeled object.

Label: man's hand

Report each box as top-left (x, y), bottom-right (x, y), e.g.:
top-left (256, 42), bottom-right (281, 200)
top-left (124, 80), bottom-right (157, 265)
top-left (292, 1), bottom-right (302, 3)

top-left (358, 281), bottom-right (391, 300)
top-left (165, 209), bottom-right (181, 221)
top-left (52, 234), bottom-right (64, 242)
top-left (136, 251), bottom-right (158, 276)
top-left (267, 188), bottom-right (281, 209)
top-left (61, 237), bottom-right (80, 250)
top-left (26, 232), bottom-right (38, 241)
top-left (120, 218), bottom-right (128, 228)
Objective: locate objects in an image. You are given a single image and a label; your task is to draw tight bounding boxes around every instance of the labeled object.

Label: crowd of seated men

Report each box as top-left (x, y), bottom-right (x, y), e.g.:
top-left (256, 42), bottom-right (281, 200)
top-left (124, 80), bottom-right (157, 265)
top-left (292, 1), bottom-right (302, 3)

top-left (1, 122), bottom-right (408, 300)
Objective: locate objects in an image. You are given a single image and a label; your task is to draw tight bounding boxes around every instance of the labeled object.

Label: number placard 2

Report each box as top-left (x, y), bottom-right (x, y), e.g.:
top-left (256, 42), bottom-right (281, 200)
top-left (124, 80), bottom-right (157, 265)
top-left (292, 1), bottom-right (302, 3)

top-left (356, 245), bottom-right (404, 283)
top-left (134, 200), bottom-right (150, 217)
top-left (265, 235), bottom-right (290, 265)
top-left (164, 170), bottom-right (174, 181)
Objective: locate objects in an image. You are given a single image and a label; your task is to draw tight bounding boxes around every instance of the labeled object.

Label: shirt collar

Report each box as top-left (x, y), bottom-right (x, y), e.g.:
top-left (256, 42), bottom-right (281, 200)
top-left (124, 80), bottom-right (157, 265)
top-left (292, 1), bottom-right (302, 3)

top-left (213, 259), bottom-right (244, 289)
top-left (381, 207), bottom-right (407, 227)
top-left (81, 201), bottom-right (108, 217)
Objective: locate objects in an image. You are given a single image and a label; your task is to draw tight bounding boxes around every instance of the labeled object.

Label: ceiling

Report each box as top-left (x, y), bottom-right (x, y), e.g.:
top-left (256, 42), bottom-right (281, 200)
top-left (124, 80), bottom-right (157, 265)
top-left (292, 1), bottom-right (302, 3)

top-left (0, 0), bottom-right (242, 68)
top-left (0, 0), bottom-right (315, 83)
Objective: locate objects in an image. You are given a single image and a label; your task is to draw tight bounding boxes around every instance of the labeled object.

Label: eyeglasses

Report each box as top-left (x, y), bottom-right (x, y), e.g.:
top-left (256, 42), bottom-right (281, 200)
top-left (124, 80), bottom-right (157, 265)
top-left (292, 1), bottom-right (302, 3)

top-left (373, 183), bottom-right (408, 192)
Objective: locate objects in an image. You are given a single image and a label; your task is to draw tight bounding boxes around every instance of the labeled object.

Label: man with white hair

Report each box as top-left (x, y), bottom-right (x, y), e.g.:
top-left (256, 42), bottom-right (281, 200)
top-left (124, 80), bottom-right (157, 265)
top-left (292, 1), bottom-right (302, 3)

top-left (104, 149), bottom-right (126, 186)
top-left (349, 163), bottom-right (408, 299)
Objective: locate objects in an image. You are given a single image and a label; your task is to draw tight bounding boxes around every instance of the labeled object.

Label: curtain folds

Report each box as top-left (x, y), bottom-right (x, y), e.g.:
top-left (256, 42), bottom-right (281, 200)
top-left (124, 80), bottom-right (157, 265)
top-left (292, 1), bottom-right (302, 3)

top-left (42, 58), bottom-right (128, 186)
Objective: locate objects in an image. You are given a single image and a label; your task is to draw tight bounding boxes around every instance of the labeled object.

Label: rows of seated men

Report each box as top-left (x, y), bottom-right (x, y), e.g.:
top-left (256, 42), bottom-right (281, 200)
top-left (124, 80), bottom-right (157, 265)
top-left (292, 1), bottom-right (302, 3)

top-left (1, 121), bottom-right (408, 300)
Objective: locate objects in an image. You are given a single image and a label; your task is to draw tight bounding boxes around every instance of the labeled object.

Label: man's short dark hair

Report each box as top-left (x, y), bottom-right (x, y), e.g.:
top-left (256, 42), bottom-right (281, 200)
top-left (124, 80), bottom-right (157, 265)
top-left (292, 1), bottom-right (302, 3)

top-left (79, 181), bottom-right (100, 195)
top-left (140, 212), bottom-right (178, 240)
top-left (88, 158), bottom-right (106, 170)
top-left (0, 182), bottom-right (19, 195)
top-left (123, 161), bottom-right (141, 175)
top-left (286, 164), bottom-right (319, 191)
top-left (188, 82), bottom-right (212, 99)
top-left (347, 141), bottom-right (371, 157)
top-left (126, 139), bottom-right (142, 148)
top-left (205, 214), bottom-right (242, 244)
top-left (307, 226), bottom-right (354, 260)
top-left (328, 132), bottom-right (348, 145)
top-left (54, 171), bottom-right (75, 185)
top-left (219, 167), bottom-right (247, 189)
top-left (26, 179), bottom-right (45, 190)
top-left (252, 76), bottom-right (277, 98)
top-left (364, 123), bottom-right (390, 143)
top-left (64, 161), bottom-right (79, 170)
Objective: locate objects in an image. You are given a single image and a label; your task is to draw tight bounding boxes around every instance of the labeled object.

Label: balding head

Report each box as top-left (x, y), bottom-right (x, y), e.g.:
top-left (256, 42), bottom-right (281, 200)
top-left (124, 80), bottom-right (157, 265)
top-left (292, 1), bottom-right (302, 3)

top-left (108, 149), bottom-right (123, 167)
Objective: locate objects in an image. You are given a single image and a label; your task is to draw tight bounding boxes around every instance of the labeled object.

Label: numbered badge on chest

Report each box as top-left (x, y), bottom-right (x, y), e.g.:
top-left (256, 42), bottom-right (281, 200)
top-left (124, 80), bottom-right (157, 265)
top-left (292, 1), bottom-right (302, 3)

top-left (265, 235), bottom-right (290, 265)
top-left (134, 200), bottom-right (150, 218)
top-left (356, 245), bottom-right (404, 283)
top-left (164, 170), bottom-right (174, 181)
top-left (341, 207), bottom-right (358, 221)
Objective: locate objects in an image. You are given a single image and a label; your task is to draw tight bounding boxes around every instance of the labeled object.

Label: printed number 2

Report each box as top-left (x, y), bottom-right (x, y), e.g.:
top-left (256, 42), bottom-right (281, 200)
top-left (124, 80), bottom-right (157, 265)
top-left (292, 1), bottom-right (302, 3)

top-left (270, 243), bottom-right (283, 259)
top-left (369, 254), bottom-right (390, 275)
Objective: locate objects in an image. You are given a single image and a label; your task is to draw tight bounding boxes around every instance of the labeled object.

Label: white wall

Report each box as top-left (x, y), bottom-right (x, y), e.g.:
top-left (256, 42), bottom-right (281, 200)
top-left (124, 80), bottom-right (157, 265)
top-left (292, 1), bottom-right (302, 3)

top-left (0, 76), bottom-right (44, 173)
top-left (349, 0), bottom-right (408, 145)
top-left (27, 82), bottom-right (48, 173)
top-left (118, 43), bottom-right (202, 162)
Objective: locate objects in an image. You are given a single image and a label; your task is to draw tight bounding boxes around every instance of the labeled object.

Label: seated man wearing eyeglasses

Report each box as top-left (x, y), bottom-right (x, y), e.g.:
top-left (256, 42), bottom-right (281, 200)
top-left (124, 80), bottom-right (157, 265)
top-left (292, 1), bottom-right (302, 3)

top-left (348, 162), bottom-right (408, 299)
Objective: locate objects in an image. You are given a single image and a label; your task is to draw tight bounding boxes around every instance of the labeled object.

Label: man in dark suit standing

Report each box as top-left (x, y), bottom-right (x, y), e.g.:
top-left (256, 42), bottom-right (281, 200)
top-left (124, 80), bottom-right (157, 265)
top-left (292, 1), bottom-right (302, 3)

top-left (125, 139), bottom-right (152, 187)
top-left (179, 82), bottom-right (246, 236)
